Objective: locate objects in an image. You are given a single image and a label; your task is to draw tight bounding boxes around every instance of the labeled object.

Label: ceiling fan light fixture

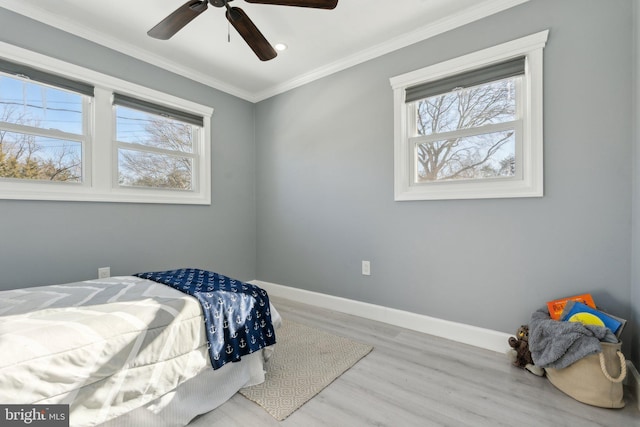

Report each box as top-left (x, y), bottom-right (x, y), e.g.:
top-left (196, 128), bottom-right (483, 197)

top-left (274, 43), bottom-right (288, 51)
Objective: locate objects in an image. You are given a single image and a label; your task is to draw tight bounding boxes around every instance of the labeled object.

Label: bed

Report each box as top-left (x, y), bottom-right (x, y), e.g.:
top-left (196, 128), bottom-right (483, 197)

top-left (0, 270), bottom-right (281, 427)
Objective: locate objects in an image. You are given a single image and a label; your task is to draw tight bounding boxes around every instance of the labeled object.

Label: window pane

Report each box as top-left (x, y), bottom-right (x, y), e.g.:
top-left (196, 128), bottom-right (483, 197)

top-left (0, 75), bottom-right (84, 134)
top-left (0, 131), bottom-right (82, 182)
top-left (415, 77), bottom-right (517, 136)
top-left (116, 106), bottom-right (193, 153)
top-left (416, 129), bottom-right (515, 182)
top-left (118, 148), bottom-right (192, 190)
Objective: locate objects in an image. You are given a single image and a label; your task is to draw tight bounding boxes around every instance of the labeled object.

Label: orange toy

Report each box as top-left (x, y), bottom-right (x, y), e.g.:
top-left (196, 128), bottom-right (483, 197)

top-left (546, 293), bottom-right (596, 320)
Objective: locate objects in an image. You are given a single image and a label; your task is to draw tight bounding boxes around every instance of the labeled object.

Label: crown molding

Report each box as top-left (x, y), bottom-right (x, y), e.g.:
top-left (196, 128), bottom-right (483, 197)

top-left (0, 1), bottom-right (255, 101)
top-left (1, 0), bottom-right (529, 103)
top-left (252, 0), bottom-right (530, 102)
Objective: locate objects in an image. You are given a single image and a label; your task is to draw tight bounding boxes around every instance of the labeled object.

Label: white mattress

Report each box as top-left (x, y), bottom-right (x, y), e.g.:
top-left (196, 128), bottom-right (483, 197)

top-left (0, 276), bottom-right (281, 427)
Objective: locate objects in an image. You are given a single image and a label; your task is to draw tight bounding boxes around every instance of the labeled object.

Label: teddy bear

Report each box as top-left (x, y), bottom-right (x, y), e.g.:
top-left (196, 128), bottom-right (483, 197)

top-left (507, 325), bottom-right (544, 376)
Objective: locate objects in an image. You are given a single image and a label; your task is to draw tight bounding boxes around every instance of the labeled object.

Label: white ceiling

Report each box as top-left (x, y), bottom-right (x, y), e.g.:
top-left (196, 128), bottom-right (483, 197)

top-left (1, 0), bottom-right (527, 102)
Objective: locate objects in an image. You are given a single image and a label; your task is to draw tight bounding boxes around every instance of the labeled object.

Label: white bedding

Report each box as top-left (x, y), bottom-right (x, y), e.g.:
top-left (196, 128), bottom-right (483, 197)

top-left (0, 276), bottom-right (281, 427)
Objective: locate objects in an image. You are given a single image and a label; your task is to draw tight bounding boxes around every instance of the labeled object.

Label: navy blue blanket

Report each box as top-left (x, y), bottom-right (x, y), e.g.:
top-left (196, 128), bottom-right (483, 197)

top-left (135, 268), bottom-right (276, 370)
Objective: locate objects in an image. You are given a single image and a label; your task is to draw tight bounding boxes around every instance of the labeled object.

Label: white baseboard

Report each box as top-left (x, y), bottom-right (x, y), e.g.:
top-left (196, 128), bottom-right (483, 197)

top-left (253, 279), bottom-right (640, 408)
top-left (251, 280), bottom-right (512, 354)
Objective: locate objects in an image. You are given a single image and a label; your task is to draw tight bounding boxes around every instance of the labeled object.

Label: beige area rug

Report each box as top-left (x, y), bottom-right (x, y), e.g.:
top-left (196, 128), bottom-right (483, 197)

top-left (239, 319), bottom-right (373, 421)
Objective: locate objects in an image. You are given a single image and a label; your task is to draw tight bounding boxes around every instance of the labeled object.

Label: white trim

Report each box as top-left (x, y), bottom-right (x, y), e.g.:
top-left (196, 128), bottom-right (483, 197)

top-left (0, 0), bottom-right (529, 103)
top-left (258, 280), bottom-right (640, 410)
top-left (253, 0), bottom-right (530, 102)
top-left (0, 43), bottom-right (213, 118)
top-left (390, 30), bottom-right (547, 201)
top-left (0, 1), bottom-right (254, 102)
top-left (0, 42), bottom-right (213, 205)
top-left (389, 30), bottom-right (548, 90)
top-left (254, 278), bottom-right (640, 406)
top-left (251, 279), bottom-right (512, 354)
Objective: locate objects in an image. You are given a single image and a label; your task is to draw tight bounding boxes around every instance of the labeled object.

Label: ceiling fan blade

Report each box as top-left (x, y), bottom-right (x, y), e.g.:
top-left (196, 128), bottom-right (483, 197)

top-left (244, 0), bottom-right (338, 9)
top-left (226, 7), bottom-right (277, 61)
top-left (148, 0), bottom-right (208, 40)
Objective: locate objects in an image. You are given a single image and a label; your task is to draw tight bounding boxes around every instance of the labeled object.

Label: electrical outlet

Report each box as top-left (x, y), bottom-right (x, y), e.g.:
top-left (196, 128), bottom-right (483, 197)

top-left (362, 260), bottom-right (371, 276)
top-left (98, 267), bottom-right (111, 279)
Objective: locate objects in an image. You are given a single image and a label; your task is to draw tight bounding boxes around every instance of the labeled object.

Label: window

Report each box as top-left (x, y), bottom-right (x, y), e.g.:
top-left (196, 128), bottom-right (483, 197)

top-left (0, 61), bottom-right (91, 184)
top-left (113, 94), bottom-right (201, 191)
top-left (0, 42), bottom-right (212, 204)
top-left (390, 30), bottom-right (548, 200)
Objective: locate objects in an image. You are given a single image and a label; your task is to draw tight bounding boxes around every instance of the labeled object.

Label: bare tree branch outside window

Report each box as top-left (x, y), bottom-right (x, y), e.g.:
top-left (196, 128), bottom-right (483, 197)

top-left (116, 108), bottom-right (194, 190)
top-left (413, 78), bottom-right (518, 182)
top-left (0, 101), bottom-right (82, 183)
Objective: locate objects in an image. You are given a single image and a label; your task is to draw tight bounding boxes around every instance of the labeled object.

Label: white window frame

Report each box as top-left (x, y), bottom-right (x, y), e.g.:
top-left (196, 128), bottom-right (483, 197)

top-left (0, 42), bottom-right (213, 205)
top-left (390, 30), bottom-right (548, 201)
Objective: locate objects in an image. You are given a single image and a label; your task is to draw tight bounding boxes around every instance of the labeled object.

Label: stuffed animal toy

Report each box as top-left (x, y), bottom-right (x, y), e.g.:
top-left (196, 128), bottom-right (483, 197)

top-left (507, 325), bottom-right (544, 376)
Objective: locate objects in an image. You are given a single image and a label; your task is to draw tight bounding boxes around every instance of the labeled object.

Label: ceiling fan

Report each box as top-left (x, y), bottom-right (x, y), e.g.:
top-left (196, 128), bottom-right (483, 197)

top-left (148, 0), bottom-right (338, 61)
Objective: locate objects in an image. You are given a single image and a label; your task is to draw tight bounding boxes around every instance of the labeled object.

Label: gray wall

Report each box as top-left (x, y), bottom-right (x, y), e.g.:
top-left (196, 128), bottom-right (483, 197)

top-left (0, 9), bottom-right (258, 289)
top-left (633, 0), bottom-right (640, 369)
top-left (255, 0), bottom-right (636, 354)
top-left (0, 1), bottom-right (637, 367)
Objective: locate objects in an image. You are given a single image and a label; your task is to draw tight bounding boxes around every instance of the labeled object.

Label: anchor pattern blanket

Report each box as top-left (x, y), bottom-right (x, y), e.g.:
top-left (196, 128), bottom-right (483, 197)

top-left (135, 268), bottom-right (276, 370)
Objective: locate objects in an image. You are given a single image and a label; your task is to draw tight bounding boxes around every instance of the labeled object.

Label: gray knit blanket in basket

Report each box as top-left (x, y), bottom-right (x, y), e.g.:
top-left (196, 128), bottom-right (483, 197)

top-left (528, 308), bottom-right (617, 369)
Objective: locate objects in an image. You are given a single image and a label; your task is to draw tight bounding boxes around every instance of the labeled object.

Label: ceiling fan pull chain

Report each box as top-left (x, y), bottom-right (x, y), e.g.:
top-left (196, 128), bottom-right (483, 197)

top-left (227, 20), bottom-right (231, 42)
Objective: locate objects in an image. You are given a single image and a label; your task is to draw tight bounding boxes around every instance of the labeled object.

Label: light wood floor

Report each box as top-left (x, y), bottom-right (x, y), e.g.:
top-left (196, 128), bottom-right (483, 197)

top-left (190, 296), bottom-right (639, 427)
